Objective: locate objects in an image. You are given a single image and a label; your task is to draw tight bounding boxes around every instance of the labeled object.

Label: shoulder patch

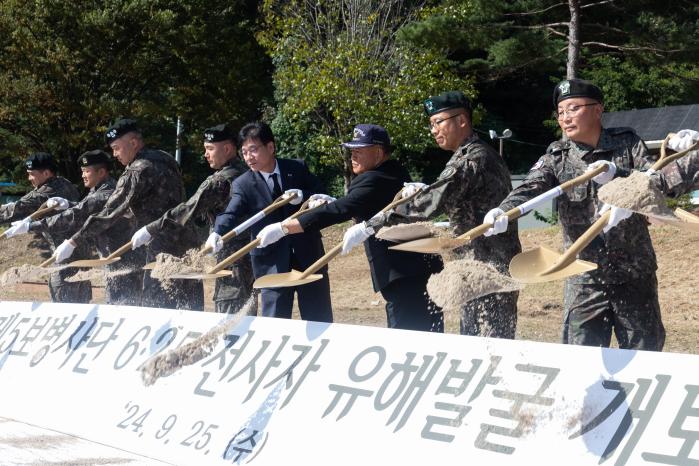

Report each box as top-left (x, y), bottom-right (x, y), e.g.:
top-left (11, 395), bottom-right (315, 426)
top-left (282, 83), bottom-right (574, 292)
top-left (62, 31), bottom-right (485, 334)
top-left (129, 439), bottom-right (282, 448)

top-left (438, 166), bottom-right (457, 180)
top-left (530, 158), bottom-right (545, 171)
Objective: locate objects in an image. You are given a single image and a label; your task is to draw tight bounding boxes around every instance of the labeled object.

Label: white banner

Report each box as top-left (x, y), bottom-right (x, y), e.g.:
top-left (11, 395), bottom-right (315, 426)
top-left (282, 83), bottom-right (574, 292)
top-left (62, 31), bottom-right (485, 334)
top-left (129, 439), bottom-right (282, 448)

top-left (0, 301), bottom-right (697, 466)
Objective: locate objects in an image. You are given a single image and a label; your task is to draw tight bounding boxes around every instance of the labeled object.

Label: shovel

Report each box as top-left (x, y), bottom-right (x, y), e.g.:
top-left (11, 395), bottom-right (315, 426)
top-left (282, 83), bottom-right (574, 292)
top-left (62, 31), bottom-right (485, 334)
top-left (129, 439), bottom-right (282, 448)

top-left (1, 204), bottom-right (56, 239)
top-left (163, 198), bottom-right (319, 280)
top-left (142, 193), bottom-right (300, 271)
top-left (389, 164), bottom-right (609, 254)
top-left (253, 189), bottom-right (421, 289)
top-left (509, 133), bottom-right (699, 284)
top-left (40, 240), bottom-right (133, 269)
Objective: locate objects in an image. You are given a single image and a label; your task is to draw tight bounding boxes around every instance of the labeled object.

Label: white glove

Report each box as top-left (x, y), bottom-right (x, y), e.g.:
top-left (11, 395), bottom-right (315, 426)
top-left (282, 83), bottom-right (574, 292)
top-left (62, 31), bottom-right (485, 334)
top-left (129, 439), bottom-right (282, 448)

top-left (586, 160), bottom-right (616, 185)
top-left (256, 222), bottom-right (287, 247)
top-left (4, 217), bottom-right (32, 238)
top-left (342, 222), bottom-right (374, 255)
top-left (46, 197), bottom-right (70, 210)
top-left (483, 208), bottom-right (508, 237)
top-left (668, 129), bottom-right (699, 152)
top-left (283, 189), bottom-right (303, 205)
top-left (308, 194), bottom-right (336, 209)
top-left (401, 182), bottom-right (428, 198)
top-left (205, 232), bottom-right (223, 254)
top-left (55, 239), bottom-right (76, 263)
top-left (131, 226), bottom-right (152, 249)
top-left (600, 203), bottom-right (633, 233)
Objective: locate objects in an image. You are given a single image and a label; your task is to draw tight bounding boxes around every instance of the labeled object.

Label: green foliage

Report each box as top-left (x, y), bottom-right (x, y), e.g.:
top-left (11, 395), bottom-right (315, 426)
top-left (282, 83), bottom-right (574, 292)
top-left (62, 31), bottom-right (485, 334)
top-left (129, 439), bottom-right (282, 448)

top-left (259, 0), bottom-right (474, 192)
top-left (0, 0), bottom-right (272, 189)
top-left (666, 193), bottom-right (693, 212)
top-left (533, 209), bottom-right (559, 225)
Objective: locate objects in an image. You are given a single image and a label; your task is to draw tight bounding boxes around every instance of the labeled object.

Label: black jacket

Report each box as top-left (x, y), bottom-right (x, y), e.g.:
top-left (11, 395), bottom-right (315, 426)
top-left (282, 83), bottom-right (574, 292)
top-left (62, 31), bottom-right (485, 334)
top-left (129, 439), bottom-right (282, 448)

top-left (299, 159), bottom-right (442, 291)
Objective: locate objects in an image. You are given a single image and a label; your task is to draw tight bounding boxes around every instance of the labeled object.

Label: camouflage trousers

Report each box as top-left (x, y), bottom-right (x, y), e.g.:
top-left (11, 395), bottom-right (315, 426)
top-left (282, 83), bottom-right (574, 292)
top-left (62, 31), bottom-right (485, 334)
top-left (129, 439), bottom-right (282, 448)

top-left (48, 268), bottom-right (92, 304)
top-left (460, 290), bottom-right (518, 339)
top-left (562, 277), bottom-right (665, 351)
top-left (214, 257), bottom-right (257, 315)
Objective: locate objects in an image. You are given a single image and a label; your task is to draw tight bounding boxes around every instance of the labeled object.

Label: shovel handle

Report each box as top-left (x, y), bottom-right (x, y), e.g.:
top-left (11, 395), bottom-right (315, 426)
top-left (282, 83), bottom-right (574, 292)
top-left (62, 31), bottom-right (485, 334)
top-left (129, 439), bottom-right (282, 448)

top-left (651, 134), bottom-right (699, 171)
top-left (107, 241), bottom-right (133, 260)
top-left (39, 256), bottom-right (56, 268)
top-left (202, 194), bottom-right (301, 255)
top-left (29, 205), bottom-right (57, 220)
top-left (295, 189), bottom-right (418, 279)
top-left (540, 210), bottom-right (611, 276)
top-left (207, 199), bottom-right (315, 273)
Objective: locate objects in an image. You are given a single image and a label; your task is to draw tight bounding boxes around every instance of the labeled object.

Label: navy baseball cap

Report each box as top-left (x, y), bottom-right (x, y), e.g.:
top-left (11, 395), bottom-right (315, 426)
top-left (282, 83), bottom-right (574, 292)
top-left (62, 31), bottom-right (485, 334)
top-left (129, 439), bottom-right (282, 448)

top-left (341, 124), bottom-right (392, 149)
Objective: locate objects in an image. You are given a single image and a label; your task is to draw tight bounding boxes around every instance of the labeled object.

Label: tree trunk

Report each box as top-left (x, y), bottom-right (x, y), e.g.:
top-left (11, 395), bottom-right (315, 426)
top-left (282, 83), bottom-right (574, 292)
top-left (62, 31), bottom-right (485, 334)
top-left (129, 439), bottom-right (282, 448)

top-left (567, 0), bottom-right (580, 79)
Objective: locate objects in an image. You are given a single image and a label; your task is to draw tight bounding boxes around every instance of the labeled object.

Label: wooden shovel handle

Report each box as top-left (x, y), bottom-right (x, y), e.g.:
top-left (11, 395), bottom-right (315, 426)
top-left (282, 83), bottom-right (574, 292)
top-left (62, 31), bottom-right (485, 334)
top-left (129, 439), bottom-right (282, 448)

top-left (651, 134), bottom-right (699, 171)
top-left (107, 240), bottom-right (133, 260)
top-left (296, 188), bottom-right (419, 279)
top-left (29, 205), bottom-right (56, 220)
top-left (455, 165), bottom-right (607, 244)
top-left (540, 210), bottom-right (611, 276)
top-left (205, 194), bottom-right (298, 254)
top-left (39, 256), bottom-right (56, 268)
top-left (207, 199), bottom-right (315, 272)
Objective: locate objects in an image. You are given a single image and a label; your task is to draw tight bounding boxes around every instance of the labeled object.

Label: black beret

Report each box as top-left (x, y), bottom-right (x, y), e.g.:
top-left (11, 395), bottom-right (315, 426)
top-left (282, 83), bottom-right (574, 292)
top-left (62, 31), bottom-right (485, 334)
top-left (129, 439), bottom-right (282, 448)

top-left (424, 91), bottom-right (472, 116)
top-left (25, 152), bottom-right (56, 171)
top-left (105, 118), bottom-right (140, 143)
top-left (553, 79), bottom-right (603, 107)
top-left (203, 124), bottom-right (236, 143)
top-left (78, 149), bottom-right (111, 167)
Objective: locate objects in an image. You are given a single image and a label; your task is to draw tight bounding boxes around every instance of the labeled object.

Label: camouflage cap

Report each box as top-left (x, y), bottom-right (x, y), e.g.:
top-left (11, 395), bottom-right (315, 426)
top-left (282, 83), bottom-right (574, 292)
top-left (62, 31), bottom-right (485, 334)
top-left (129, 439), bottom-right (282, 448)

top-left (203, 124), bottom-right (236, 143)
top-left (553, 79), bottom-right (603, 107)
top-left (423, 91), bottom-right (471, 116)
top-left (25, 152), bottom-right (56, 171)
top-left (78, 149), bottom-right (111, 167)
top-left (105, 118), bottom-right (140, 144)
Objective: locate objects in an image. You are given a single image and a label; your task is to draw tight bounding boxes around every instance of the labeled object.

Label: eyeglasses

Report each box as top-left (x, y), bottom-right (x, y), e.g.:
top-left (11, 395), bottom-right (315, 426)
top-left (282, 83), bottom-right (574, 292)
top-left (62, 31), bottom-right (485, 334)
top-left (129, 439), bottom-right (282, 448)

top-left (556, 103), bottom-right (598, 119)
top-left (428, 113), bottom-right (463, 130)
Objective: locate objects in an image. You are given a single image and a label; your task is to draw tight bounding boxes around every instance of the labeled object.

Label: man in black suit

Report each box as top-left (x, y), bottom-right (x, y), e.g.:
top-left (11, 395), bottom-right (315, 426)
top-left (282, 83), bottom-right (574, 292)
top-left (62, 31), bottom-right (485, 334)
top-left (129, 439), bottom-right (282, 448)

top-left (256, 124), bottom-right (443, 332)
top-left (212, 121), bottom-right (333, 322)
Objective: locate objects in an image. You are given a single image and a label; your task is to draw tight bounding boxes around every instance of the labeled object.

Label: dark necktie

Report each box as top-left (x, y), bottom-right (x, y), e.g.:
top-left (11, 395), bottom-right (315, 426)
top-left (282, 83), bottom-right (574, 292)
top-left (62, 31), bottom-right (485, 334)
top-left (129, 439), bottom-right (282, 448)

top-left (270, 173), bottom-right (282, 199)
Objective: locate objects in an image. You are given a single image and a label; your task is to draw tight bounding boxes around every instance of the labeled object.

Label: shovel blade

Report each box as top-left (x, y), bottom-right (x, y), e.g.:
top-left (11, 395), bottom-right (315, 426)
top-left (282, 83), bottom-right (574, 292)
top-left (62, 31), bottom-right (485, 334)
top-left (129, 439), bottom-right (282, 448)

top-left (143, 261), bottom-right (156, 270)
top-left (376, 224), bottom-right (433, 243)
top-left (388, 237), bottom-right (463, 254)
top-left (509, 246), bottom-right (597, 284)
top-left (253, 269), bottom-right (323, 289)
top-left (652, 208), bottom-right (699, 232)
top-left (63, 257), bottom-right (122, 268)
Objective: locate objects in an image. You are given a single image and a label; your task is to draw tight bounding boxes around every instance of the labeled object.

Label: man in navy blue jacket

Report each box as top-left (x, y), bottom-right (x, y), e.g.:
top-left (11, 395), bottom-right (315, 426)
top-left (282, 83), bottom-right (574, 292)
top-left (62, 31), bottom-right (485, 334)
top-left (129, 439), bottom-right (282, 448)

top-left (212, 121), bottom-right (333, 322)
top-left (256, 124), bottom-right (443, 332)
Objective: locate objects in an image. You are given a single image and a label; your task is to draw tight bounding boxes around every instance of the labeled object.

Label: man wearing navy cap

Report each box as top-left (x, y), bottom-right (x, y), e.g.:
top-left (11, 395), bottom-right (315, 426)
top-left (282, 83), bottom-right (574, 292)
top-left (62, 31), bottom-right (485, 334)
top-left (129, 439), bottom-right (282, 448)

top-left (53, 118), bottom-right (204, 310)
top-left (130, 124), bottom-right (256, 314)
top-left (256, 124), bottom-right (444, 332)
top-left (484, 78), bottom-right (666, 351)
top-left (1, 152), bottom-right (91, 302)
top-left (342, 91), bottom-right (521, 339)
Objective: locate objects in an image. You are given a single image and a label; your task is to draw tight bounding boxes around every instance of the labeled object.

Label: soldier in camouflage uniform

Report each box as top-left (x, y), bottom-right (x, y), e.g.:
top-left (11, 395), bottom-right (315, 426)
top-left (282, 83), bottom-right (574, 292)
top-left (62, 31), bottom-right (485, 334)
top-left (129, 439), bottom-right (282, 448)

top-left (343, 91), bottom-right (521, 338)
top-left (0, 152), bottom-right (91, 303)
top-left (6, 150), bottom-right (143, 305)
top-left (660, 130), bottom-right (699, 197)
top-left (130, 124), bottom-right (256, 314)
top-left (485, 79), bottom-right (664, 351)
top-left (53, 119), bottom-right (204, 311)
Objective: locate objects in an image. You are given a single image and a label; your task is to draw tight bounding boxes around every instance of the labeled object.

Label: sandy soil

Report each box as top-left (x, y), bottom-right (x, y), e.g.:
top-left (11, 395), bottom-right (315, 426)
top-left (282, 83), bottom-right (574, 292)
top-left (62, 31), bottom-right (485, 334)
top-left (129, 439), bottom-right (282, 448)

top-left (1, 223), bottom-right (697, 354)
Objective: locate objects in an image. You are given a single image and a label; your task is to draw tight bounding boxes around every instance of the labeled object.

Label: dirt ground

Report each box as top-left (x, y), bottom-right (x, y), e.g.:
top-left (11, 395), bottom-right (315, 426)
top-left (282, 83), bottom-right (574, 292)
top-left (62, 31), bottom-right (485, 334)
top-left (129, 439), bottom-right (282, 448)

top-left (1, 221), bottom-right (697, 354)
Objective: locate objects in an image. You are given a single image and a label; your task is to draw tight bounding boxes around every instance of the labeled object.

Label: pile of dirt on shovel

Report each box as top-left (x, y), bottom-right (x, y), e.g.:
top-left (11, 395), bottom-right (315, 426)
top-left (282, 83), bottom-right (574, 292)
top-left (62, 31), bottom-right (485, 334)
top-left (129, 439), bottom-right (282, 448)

top-left (0, 264), bottom-right (52, 287)
top-left (376, 221), bottom-right (452, 242)
top-left (598, 171), bottom-right (676, 219)
top-left (150, 248), bottom-right (216, 293)
top-left (427, 258), bottom-right (522, 314)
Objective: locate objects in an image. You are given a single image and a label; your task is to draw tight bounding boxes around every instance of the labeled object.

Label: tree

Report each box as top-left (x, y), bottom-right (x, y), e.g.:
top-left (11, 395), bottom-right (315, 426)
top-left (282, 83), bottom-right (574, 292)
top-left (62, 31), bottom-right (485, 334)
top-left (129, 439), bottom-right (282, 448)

top-left (258, 0), bottom-right (473, 194)
top-left (0, 0), bottom-right (272, 189)
top-left (397, 0), bottom-right (699, 170)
